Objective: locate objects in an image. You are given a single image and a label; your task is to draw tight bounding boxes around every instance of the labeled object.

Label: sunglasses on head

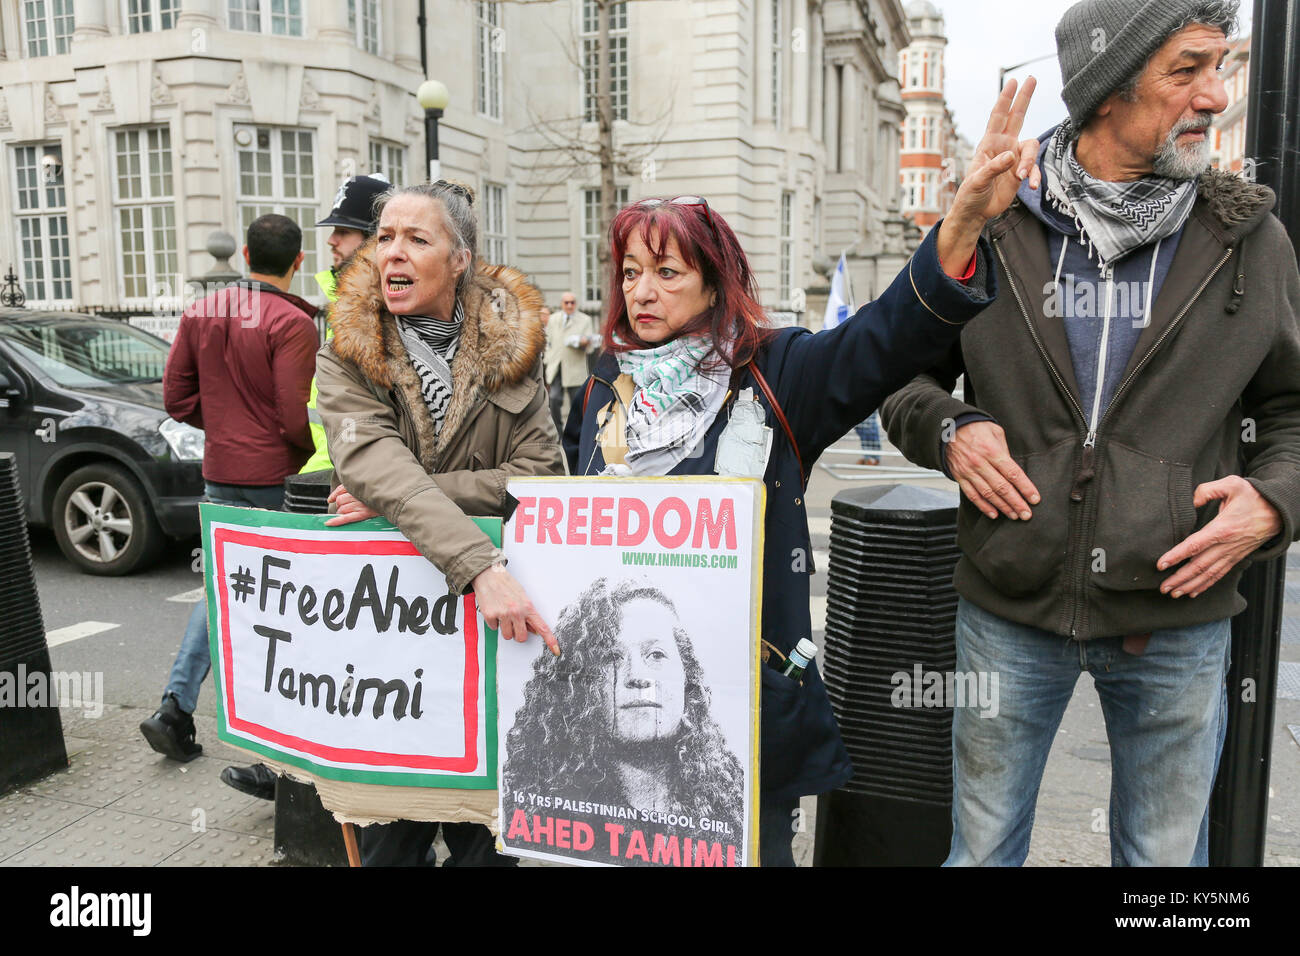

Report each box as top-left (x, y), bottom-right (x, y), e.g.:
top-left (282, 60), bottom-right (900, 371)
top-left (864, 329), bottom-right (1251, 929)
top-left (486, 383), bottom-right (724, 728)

top-left (433, 180), bottom-right (474, 206)
top-left (633, 195), bottom-right (722, 245)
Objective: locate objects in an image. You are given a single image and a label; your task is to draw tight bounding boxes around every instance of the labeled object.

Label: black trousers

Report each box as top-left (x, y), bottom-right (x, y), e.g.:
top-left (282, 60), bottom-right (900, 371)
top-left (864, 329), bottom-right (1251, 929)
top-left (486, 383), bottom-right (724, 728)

top-left (548, 373), bottom-right (582, 435)
top-left (358, 821), bottom-right (519, 867)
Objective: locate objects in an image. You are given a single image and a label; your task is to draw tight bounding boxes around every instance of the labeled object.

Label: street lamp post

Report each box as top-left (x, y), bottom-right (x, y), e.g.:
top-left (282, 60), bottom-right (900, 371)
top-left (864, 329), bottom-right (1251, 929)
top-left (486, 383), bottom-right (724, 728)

top-left (417, 80), bottom-right (450, 183)
top-left (998, 52), bottom-right (1057, 93)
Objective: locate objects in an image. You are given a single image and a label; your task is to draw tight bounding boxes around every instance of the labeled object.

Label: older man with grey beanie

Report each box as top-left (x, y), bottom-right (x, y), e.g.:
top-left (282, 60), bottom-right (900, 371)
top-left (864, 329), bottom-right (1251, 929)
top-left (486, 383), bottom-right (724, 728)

top-left (882, 0), bottom-right (1300, 866)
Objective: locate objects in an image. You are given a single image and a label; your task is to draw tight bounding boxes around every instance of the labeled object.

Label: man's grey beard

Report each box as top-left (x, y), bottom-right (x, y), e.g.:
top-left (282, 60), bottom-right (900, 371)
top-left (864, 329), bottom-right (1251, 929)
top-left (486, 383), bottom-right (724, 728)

top-left (1152, 114), bottom-right (1216, 180)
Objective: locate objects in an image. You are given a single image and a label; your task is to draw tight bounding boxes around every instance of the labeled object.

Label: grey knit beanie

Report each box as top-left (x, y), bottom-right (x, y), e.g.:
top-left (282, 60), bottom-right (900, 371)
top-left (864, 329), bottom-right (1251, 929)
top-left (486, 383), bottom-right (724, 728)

top-left (1056, 0), bottom-right (1227, 127)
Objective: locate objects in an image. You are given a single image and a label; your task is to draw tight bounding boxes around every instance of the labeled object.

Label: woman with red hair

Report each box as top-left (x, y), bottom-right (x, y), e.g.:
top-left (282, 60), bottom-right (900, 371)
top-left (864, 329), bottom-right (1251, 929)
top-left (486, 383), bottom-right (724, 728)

top-left (563, 80), bottom-right (1042, 865)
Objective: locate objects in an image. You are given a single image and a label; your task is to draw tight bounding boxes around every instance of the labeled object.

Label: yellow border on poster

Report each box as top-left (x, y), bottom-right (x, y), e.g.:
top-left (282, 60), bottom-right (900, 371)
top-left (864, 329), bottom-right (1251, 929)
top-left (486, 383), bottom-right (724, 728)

top-left (507, 475), bottom-right (766, 867)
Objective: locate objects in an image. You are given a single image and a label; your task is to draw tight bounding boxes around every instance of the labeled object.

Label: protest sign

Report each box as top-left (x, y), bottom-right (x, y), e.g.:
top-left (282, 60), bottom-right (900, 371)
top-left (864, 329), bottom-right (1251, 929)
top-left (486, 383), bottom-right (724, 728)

top-left (497, 477), bottom-right (763, 867)
top-left (202, 505), bottom-right (499, 807)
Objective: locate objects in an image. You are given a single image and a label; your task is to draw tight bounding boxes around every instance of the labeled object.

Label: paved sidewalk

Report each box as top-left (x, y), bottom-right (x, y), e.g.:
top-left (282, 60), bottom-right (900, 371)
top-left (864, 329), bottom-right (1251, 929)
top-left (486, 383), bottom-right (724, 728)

top-left (2, 438), bottom-right (1297, 866)
top-left (0, 707), bottom-right (277, 866)
top-left (0, 702), bottom-right (819, 866)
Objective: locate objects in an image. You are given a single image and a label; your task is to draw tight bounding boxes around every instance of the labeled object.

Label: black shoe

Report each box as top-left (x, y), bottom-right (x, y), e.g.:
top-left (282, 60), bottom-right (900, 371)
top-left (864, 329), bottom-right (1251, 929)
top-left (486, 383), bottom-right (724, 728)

top-left (221, 763), bottom-right (277, 800)
top-left (140, 693), bottom-right (203, 762)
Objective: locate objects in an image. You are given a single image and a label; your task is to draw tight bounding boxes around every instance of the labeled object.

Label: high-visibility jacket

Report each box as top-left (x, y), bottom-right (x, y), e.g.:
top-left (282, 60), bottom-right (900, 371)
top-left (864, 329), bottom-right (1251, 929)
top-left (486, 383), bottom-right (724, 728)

top-left (299, 268), bottom-right (337, 473)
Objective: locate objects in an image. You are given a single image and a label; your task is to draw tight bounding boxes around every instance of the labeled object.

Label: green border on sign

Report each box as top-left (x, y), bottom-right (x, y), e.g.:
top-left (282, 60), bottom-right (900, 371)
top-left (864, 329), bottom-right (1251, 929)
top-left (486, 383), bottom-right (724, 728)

top-left (201, 503), bottom-right (500, 789)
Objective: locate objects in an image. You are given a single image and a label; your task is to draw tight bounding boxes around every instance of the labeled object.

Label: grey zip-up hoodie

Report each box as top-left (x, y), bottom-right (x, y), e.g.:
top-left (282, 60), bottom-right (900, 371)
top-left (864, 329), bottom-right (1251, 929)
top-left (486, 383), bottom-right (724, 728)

top-left (882, 167), bottom-right (1300, 639)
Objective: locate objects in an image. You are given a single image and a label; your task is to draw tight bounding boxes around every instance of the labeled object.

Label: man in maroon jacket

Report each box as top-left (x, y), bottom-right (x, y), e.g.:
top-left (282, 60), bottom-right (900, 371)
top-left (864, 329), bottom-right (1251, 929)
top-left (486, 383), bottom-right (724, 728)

top-left (140, 214), bottom-right (318, 783)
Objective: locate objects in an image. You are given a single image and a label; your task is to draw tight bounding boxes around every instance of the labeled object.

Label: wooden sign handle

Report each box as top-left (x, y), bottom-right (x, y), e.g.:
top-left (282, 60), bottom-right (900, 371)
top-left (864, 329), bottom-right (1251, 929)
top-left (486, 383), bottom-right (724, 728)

top-left (341, 823), bottom-right (361, 867)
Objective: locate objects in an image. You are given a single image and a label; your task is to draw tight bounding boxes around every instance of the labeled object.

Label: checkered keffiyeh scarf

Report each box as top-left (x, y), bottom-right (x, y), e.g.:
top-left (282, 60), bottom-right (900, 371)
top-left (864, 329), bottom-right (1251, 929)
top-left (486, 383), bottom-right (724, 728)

top-left (1043, 125), bottom-right (1197, 267)
top-left (395, 302), bottom-right (464, 436)
top-left (614, 335), bottom-right (731, 476)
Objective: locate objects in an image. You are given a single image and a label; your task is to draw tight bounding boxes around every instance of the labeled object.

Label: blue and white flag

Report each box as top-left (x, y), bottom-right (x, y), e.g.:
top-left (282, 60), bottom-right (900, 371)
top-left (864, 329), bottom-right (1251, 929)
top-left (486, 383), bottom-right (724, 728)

top-left (822, 253), bottom-right (855, 331)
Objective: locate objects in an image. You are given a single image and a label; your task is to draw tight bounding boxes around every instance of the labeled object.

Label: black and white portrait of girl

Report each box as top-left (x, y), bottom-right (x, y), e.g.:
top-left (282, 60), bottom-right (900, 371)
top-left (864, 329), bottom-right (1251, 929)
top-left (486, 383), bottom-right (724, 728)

top-left (502, 576), bottom-right (745, 846)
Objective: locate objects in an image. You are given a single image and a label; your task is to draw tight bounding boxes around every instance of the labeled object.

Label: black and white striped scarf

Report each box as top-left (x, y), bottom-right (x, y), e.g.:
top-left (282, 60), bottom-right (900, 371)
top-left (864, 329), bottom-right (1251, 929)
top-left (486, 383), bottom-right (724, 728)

top-left (395, 302), bottom-right (464, 435)
top-left (1043, 125), bottom-right (1197, 268)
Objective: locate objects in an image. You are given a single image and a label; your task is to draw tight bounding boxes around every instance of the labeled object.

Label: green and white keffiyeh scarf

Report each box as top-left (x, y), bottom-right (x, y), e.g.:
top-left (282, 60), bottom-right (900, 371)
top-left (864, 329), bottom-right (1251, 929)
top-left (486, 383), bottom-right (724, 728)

top-left (611, 335), bottom-right (731, 476)
top-left (1043, 125), bottom-right (1197, 267)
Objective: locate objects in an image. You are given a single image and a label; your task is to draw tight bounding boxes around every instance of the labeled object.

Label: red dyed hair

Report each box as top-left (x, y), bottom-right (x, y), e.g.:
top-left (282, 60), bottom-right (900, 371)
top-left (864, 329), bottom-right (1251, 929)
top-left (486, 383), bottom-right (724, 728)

top-left (601, 199), bottom-right (776, 370)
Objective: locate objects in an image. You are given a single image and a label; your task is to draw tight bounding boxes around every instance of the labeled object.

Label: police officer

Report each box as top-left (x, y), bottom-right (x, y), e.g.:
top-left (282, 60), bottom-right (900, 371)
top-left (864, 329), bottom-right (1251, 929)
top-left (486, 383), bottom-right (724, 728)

top-left (299, 173), bottom-right (390, 474)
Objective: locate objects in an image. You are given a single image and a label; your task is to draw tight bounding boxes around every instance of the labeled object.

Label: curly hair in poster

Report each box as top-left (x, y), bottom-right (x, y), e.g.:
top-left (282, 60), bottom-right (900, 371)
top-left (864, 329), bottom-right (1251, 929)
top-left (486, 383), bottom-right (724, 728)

top-left (502, 577), bottom-right (744, 840)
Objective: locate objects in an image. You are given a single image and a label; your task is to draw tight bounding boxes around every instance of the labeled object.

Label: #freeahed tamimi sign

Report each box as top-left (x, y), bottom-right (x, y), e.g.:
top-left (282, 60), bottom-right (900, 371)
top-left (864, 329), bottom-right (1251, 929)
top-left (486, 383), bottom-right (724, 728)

top-left (497, 477), bottom-right (764, 867)
top-left (201, 504), bottom-right (498, 789)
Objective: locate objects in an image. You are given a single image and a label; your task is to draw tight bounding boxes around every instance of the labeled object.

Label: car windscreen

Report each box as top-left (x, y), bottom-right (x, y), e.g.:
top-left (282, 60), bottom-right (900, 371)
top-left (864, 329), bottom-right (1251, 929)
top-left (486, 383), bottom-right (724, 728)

top-left (0, 320), bottom-right (168, 387)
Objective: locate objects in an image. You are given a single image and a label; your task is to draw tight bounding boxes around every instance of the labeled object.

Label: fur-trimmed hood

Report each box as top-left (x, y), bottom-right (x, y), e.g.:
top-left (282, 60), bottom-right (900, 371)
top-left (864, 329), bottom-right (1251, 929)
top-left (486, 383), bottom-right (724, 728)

top-left (324, 238), bottom-right (547, 463)
top-left (1193, 167), bottom-right (1276, 241)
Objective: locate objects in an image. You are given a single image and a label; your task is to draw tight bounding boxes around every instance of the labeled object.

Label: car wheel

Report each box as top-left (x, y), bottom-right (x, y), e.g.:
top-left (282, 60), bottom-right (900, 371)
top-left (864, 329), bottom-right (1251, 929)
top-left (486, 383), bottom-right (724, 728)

top-left (52, 462), bottom-right (164, 575)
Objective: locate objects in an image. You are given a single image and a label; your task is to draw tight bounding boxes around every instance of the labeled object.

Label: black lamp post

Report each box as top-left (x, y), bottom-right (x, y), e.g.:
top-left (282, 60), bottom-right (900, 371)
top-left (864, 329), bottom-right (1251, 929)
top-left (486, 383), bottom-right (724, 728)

top-left (997, 52), bottom-right (1056, 93)
top-left (417, 79), bottom-right (450, 183)
top-left (1208, 0), bottom-right (1300, 867)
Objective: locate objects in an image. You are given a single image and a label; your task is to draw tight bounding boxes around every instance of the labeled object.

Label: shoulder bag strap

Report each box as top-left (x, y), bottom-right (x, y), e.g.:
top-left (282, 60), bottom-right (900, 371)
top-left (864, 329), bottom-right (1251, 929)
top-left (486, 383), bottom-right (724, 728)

top-left (747, 362), bottom-right (806, 490)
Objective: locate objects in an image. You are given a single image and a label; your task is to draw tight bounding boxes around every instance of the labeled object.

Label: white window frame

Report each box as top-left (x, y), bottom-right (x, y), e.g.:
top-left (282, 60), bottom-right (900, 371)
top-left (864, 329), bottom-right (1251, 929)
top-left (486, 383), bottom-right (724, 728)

top-left (581, 1), bottom-right (629, 123)
top-left (233, 124), bottom-right (321, 300)
top-left (482, 183), bottom-right (508, 265)
top-left (12, 143), bottom-right (73, 306)
top-left (476, 1), bottom-right (504, 120)
top-left (367, 140), bottom-right (405, 187)
top-left (112, 126), bottom-right (179, 307)
top-left (581, 185), bottom-right (628, 306)
top-left (779, 190), bottom-right (794, 303)
top-left (227, 0), bottom-right (304, 37)
top-left (123, 0), bottom-right (178, 33)
top-left (348, 0), bottom-right (379, 54)
top-left (23, 0), bottom-right (74, 56)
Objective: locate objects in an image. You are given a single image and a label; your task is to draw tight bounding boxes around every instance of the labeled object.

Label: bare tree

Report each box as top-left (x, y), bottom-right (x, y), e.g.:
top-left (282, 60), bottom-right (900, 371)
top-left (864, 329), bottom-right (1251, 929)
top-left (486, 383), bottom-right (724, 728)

top-left (480, 0), bottom-right (673, 293)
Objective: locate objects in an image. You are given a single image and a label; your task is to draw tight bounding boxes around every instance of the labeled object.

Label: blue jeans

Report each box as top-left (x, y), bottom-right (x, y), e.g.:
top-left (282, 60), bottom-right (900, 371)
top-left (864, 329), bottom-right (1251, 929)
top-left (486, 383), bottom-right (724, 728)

top-left (945, 598), bottom-right (1230, 867)
top-left (854, 412), bottom-right (881, 451)
top-left (163, 481), bottom-right (286, 713)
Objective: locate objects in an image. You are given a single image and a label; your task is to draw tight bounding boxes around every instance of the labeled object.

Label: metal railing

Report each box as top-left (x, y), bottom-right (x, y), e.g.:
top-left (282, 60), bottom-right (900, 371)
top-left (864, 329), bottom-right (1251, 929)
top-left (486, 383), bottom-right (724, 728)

top-left (818, 437), bottom-right (945, 481)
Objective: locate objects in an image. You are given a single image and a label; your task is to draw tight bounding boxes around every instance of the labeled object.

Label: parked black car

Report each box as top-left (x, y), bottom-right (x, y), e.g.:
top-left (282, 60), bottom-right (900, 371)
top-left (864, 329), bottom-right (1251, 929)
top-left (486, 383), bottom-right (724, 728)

top-left (0, 309), bottom-right (204, 574)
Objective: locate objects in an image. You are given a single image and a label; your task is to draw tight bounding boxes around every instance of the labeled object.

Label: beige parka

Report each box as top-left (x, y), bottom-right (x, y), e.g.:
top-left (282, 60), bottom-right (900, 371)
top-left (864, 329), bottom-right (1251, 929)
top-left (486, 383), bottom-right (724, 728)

top-left (315, 238), bottom-right (565, 594)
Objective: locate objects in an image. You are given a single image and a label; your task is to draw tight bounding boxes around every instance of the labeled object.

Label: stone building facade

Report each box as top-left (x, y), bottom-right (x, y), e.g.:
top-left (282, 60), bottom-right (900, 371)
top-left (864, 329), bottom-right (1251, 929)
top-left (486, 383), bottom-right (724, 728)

top-left (0, 0), bottom-right (918, 325)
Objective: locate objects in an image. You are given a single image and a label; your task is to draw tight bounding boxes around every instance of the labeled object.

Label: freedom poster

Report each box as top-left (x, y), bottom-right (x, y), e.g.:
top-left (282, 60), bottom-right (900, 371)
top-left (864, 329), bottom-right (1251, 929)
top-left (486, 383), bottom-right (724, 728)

top-left (201, 505), bottom-right (498, 802)
top-left (497, 478), bottom-right (763, 867)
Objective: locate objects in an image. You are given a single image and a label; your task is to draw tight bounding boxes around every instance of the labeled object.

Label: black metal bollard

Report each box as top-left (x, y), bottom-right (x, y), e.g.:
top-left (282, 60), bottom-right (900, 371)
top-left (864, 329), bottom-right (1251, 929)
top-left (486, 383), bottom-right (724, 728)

top-left (814, 484), bottom-right (960, 866)
top-left (0, 453), bottom-right (68, 792)
top-left (282, 469), bottom-right (333, 514)
top-left (271, 469), bottom-right (348, 865)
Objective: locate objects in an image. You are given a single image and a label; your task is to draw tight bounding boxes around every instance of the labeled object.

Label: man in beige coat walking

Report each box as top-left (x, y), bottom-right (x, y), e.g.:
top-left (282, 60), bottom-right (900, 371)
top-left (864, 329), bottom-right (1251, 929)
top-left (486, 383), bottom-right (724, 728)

top-left (544, 291), bottom-right (596, 432)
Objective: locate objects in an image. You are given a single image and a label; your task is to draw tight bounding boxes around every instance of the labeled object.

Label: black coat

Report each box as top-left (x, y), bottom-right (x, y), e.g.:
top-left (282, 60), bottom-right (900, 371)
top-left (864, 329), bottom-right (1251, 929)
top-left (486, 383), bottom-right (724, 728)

top-left (565, 226), bottom-right (997, 800)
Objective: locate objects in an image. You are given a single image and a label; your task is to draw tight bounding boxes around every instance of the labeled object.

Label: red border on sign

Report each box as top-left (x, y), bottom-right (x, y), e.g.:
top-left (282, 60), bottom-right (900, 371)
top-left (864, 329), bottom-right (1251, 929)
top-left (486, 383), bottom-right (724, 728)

top-left (214, 527), bottom-right (480, 772)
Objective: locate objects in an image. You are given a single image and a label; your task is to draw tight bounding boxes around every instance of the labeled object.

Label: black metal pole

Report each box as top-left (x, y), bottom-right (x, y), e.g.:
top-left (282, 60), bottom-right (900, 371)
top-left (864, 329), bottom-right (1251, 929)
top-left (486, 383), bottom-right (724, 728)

top-left (1208, 0), bottom-right (1299, 867)
top-left (424, 108), bottom-right (442, 184)
top-left (418, 0), bottom-right (429, 80)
